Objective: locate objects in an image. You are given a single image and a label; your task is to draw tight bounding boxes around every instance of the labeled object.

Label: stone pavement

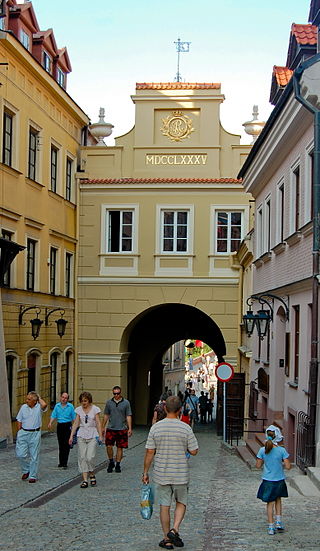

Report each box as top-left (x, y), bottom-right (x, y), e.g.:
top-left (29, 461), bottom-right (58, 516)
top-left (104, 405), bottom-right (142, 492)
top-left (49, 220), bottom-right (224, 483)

top-left (0, 424), bottom-right (319, 550)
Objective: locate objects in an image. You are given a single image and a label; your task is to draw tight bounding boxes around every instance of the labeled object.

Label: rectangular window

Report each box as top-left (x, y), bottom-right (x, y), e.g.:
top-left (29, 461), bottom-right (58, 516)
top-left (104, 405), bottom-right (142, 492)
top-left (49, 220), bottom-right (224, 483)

top-left (309, 149), bottom-right (314, 220)
top-left (66, 157), bottom-right (72, 201)
top-left (28, 127), bottom-right (38, 181)
top-left (50, 247), bottom-right (57, 295)
top-left (107, 210), bottom-right (133, 252)
top-left (293, 165), bottom-right (300, 232)
top-left (279, 183), bottom-right (284, 242)
top-left (65, 252), bottom-right (72, 297)
top-left (216, 211), bottom-right (242, 253)
top-left (26, 238), bottom-right (36, 291)
top-left (57, 68), bottom-right (66, 88)
top-left (2, 111), bottom-right (13, 166)
top-left (266, 199), bottom-right (271, 251)
top-left (51, 145), bottom-right (58, 192)
top-left (43, 51), bottom-right (52, 73)
top-left (161, 210), bottom-right (188, 253)
top-left (285, 332), bottom-right (290, 377)
top-left (293, 305), bottom-right (300, 383)
top-left (50, 353), bottom-right (58, 408)
top-left (20, 29), bottom-right (30, 50)
top-left (1, 229), bottom-right (13, 287)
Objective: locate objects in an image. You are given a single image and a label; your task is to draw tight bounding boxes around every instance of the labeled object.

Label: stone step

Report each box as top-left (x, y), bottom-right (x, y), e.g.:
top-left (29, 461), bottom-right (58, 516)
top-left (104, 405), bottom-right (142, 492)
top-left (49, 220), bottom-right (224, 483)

top-left (306, 466), bottom-right (320, 491)
top-left (288, 474), bottom-right (320, 497)
top-left (235, 444), bottom-right (258, 470)
top-left (246, 438), bottom-right (260, 457)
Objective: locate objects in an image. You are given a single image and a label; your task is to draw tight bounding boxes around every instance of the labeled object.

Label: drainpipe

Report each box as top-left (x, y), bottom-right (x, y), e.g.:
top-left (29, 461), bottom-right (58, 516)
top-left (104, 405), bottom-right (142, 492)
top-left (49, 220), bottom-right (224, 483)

top-left (293, 57), bottom-right (320, 466)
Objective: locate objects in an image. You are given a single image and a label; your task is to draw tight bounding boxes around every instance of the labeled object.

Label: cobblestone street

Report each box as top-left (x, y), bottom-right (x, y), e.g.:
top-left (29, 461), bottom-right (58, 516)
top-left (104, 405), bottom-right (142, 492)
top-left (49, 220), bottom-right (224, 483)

top-left (0, 426), bottom-right (319, 550)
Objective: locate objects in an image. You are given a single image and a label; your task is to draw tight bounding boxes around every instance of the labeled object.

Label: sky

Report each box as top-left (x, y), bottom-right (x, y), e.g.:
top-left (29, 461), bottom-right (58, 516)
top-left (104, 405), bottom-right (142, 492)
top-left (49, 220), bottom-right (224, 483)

top-left (28, 0), bottom-right (311, 145)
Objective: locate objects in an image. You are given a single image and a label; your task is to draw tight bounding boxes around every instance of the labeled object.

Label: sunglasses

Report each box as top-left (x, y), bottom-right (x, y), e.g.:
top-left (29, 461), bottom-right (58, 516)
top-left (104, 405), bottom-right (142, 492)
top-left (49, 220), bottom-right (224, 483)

top-left (113, 392), bottom-right (120, 396)
top-left (85, 414), bottom-right (88, 423)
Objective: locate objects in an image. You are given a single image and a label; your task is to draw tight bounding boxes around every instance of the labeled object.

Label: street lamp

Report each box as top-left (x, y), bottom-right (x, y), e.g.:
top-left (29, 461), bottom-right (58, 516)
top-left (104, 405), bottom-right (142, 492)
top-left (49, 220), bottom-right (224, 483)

top-left (45, 308), bottom-right (68, 338)
top-left (293, 53), bottom-right (320, 467)
top-left (243, 294), bottom-right (288, 340)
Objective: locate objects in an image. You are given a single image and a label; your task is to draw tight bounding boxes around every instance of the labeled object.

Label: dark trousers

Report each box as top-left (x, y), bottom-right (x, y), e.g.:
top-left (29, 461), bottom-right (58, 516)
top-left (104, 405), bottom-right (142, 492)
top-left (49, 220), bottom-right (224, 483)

top-left (57, 422), bottom-right (72, 467)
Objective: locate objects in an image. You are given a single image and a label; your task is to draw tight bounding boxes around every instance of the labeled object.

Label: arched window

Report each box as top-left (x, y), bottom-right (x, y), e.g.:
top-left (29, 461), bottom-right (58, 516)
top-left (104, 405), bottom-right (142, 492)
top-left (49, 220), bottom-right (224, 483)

top-left (27, 353), bottom-right (37, 392)
top-left (50, 351), bottom-right (59, 408)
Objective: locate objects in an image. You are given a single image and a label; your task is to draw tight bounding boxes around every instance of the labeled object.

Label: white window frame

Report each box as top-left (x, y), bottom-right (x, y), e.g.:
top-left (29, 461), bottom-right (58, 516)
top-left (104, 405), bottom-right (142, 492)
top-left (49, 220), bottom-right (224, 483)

top-left (64, 250), bottom-right (74, 298)
top-left (50, 139), bottom-right (61, 194)
top-left (102, 204), bottom-right (138, 254)
top-left (276, 179), bottom-right (285, 244)
top-left (20, 29), bottom-right (30, 50)
top-left (289, 159), bottom-right (301, 235)
top-left (256, 205), bottom-right (263, 258)
top-left (27, 120), bottom-right (42, 183)
top-left (43, 50), bottom-right (52, 73)
top-left (49, 245), bottom-right (60, 295)
top-left (264, 195), bottom-right (271, 252)
top-left (25, 236), bottom-right (39, 292)
top-left (305, 141), bottom-right (314, 224)
top-left (213, 208), bottom-right (244, 255)
top-left (57, 68), bottom-right (66, 88)
top-left (159, 208), bottom-right (190, 254)
top-left (2, 101), bottom-right (19, 170)
top-left (65, 153), bottom-right (75, 203)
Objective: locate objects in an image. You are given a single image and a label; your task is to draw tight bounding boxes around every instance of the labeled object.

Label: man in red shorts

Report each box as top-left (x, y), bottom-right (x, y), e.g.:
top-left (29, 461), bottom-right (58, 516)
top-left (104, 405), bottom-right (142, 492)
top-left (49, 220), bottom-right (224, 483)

top-left (102, 386), bottom-right (132, 473)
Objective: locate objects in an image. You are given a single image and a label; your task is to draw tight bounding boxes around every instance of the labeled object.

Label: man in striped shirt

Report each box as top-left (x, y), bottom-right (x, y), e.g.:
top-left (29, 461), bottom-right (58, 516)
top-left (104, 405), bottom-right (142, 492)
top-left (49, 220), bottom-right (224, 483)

top-left (142, 395), bottom-right (199, 549)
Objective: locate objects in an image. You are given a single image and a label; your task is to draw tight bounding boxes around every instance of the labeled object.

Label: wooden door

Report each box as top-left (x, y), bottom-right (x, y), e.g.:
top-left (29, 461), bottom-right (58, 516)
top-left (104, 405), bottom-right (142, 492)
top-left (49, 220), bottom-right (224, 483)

top-left (216, 372), bottom-right (245, 436)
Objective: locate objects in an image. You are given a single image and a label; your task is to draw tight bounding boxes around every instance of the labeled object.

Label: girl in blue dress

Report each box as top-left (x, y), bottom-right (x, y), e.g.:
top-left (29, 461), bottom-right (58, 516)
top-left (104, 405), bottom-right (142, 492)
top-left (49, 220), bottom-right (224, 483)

top-left (256, 425), bottom-right (291, 535)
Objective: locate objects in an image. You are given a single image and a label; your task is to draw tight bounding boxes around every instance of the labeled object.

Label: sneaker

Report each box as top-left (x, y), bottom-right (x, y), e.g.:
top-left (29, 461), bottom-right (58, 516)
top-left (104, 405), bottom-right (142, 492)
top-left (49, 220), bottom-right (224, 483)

top-left (275, 521), bottom-right (284, 531)
top-left (107, 461), bottom-right (114, 473)
top-left (115, 463), bottom-right (121, 473)
top-left (268, 526), bottom-right (275, 535)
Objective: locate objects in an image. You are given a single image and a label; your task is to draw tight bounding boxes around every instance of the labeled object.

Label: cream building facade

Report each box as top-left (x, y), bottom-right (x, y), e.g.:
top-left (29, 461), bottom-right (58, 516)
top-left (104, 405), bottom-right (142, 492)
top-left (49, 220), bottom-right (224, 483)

top-left (0, 0), bottom-right (90, 438)
top-left (77, 82), bottom-right (252, 424)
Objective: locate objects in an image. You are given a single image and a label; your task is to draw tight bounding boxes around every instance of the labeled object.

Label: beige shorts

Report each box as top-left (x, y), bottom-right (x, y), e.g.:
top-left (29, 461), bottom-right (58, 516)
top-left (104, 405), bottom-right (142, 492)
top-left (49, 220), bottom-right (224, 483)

top-left (155, 483), bottom-right (188, 506)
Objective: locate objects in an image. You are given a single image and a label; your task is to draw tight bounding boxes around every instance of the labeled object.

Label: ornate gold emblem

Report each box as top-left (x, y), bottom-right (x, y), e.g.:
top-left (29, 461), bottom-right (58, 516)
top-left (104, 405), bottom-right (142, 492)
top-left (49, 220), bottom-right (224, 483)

top-left (160, 111), bottom-right (194, 142)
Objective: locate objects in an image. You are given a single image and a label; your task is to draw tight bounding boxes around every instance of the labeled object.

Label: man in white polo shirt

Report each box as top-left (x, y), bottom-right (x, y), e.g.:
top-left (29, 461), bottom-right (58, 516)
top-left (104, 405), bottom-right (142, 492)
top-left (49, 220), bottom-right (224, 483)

top-left (142, 395), bottom-right (199, 549)
top-left (16, 391), bottom-right (47, 483)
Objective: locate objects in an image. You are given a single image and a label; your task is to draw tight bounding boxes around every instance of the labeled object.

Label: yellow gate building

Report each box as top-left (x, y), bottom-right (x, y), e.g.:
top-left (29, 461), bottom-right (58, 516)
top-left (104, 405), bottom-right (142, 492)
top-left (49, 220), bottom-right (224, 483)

top-left (77, 82), bottom-right (252, 424)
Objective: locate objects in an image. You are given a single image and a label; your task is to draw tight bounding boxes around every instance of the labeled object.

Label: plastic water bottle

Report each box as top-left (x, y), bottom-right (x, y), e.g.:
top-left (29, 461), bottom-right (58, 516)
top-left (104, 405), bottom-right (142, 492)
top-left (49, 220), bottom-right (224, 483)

top-left (186, 452), bottom-right (190, 459)
top-left (95, 436), bottom-right (102, 446)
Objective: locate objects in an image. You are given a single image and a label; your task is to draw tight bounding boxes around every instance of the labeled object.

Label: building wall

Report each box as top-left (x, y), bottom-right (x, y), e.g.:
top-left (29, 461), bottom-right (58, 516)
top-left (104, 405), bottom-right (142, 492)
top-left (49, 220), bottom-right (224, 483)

top-left (0, 27), bottom-right (89, 433)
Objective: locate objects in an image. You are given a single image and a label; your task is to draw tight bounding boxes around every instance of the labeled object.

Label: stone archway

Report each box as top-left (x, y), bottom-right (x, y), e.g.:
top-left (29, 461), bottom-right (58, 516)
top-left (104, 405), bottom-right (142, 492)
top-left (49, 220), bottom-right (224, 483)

top-left (121, 303), bottom-right (226, 424)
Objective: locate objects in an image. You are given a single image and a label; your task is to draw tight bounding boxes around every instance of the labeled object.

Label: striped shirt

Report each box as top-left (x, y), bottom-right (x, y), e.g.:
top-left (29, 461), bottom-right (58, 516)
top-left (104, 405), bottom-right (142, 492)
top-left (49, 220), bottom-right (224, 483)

top-left (145, 418), bottom-right (198, 485)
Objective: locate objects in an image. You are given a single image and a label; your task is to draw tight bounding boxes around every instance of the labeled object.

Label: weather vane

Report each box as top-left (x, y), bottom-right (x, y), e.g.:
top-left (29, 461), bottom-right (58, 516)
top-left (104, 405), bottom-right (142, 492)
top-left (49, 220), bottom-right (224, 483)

top-left (174, 38), bottom-right (191, 82)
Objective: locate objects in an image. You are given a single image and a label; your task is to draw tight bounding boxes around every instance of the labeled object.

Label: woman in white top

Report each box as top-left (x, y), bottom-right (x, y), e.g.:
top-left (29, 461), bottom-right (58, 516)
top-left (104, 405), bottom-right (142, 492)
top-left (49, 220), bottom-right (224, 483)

top-left (69, 391), bottom-right (103, 488)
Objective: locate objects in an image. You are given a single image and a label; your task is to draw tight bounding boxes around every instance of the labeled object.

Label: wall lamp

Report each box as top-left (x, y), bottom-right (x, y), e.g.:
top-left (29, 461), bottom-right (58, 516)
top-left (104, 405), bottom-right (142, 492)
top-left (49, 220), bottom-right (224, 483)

top-left (243, 293), bottom-right (289, 340)
top-left (45, 308), bottom-right (68, 338)
top-left (19, 306), bottom-right (43, 340)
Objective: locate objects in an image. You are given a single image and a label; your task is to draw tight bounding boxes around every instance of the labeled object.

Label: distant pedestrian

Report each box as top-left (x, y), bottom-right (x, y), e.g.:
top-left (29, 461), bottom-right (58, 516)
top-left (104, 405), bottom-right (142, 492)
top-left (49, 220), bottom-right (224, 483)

top-left (48, 392), bottom-right (76, 468)
top-left (102, 386), bottom-right (132, 473)
top-left (186, 389), bottom-right (199, 428)
top-left (142, 396), bottom-right (199, 549)
top-left (198, 391), bottom-right (208, 424)
top-left (16, 391), bottom-right (47, 483)
top-left (69, 391), bottom-right (103, 488)
top-left (256, 425), bottom-right (291, 535)
top-left (206, 398), bottom-right (213, 423)
top-left (152, 393), bottom-right (168, 424)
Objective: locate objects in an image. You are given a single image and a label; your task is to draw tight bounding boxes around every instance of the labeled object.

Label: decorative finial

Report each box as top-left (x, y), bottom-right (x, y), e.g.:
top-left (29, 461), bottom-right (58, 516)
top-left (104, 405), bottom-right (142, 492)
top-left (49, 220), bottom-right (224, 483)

top-left (88, 107), bottom-right (114, 146)
top-left (242, 105), bottom-right (265, 144)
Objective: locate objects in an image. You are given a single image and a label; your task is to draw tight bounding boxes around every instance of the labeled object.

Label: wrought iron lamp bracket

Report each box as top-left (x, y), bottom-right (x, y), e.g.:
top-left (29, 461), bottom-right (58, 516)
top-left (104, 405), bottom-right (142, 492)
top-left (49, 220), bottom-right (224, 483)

top-left (19, 306), bottom-right (41, 325)
top-left (45, 308), bottom-right (65, 326)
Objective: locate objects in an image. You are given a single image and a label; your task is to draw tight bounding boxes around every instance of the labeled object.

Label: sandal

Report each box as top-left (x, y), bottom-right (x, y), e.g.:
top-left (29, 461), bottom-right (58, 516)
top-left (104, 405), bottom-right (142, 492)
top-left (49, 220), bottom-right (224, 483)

top-left (167, 529), bottom-right (184, 547)
top-left (159, 540), bottom-right (174, 549)
top-left (80, 481), bottom-right (88, 488)
top-left (89, 474), bottom-right (97, 486)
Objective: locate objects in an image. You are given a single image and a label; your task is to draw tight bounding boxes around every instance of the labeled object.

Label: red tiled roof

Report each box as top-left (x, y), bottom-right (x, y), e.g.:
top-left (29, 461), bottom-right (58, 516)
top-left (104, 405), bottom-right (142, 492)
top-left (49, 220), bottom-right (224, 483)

top-left (136, 82), bottom-right (220, 90)
top-left (273, 66), bottom-right (293, 87)
top-left (81, 178), bottom-right (242, 184)
top-left (291, 23), bottom-right (317, 45)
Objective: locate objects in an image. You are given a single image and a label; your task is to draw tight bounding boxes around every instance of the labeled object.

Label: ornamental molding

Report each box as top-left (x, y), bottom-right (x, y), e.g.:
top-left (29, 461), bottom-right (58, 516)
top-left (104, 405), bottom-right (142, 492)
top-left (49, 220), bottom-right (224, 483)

top-left (160, 111), bottom-right (194, 142)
